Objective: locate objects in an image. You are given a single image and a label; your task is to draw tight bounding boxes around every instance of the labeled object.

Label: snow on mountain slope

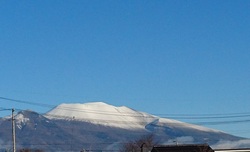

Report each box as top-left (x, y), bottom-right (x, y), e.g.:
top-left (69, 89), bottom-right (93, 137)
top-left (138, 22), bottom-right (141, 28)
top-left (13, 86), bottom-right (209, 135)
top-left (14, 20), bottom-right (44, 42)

top-left (153, 117), bottom-right (221, 133)
top-left (45, 102), bottom-right (221, 132)
top-left (45, 102), bottom-right (156, 129)
top-left (15, 112), bottom-right (30, 129)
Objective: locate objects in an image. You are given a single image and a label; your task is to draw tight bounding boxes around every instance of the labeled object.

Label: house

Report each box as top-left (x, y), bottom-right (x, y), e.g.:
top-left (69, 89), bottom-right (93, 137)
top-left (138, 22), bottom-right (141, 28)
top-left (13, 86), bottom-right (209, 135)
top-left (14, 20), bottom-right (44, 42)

top-left (151, 144), bottom-right (214, 152)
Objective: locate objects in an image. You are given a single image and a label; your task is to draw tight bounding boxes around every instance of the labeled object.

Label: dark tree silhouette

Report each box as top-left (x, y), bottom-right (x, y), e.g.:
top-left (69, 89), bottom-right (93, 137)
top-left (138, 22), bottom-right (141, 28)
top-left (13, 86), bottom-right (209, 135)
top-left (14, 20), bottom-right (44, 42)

top-left (120, 134), bottom-right (157, 152)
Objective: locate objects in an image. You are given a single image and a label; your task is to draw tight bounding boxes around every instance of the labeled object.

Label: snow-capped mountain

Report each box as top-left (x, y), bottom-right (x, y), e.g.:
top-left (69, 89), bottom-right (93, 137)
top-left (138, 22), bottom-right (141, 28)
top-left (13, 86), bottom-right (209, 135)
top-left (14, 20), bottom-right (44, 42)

top-left (45, 102), bottom-right (157, 129)
top-left (45, 102), bottom-right (220, 133)
top-left (0, 102), bottom-right (249, 152)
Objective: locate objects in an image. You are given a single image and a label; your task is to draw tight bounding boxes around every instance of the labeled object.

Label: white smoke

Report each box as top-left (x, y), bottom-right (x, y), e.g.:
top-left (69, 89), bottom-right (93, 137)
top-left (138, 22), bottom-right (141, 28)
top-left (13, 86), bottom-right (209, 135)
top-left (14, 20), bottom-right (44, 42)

top-left (212, 139), bottom-right (250, 149)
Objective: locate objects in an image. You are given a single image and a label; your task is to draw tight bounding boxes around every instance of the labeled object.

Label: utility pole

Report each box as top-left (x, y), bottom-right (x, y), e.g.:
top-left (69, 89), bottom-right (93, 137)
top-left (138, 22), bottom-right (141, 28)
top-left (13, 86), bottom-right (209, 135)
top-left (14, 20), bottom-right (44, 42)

top-left (12, 108), bottom-right (16, 152)
top-left (70, 116), bottom-right (75, 152)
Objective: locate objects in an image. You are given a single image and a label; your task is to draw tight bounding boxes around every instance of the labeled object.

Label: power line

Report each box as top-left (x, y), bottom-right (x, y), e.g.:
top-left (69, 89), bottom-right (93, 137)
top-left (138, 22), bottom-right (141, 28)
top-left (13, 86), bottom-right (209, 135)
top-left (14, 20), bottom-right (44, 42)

top-left (195, 119), bottom-right (250, 125)
top-left (4, 108), bottom-right (250, 129)
top-left (0, 107), bottom-right (13, 111)
top-left (0, 96), bottom-right (54, 108)
top-left (1, 96), bottom-right (250, 122)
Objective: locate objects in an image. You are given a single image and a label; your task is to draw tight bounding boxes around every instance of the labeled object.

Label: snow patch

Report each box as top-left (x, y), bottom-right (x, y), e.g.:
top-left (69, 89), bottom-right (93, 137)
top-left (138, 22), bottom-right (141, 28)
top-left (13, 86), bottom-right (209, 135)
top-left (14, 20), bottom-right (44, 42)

top-left (15, 113), bottom-right (30, 129)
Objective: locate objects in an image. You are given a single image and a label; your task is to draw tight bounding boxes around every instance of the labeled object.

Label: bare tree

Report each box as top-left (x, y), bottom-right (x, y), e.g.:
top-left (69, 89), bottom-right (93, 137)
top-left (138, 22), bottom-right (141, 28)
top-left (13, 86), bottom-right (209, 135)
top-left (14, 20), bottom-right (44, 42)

top-left (120, 134), bottom-right (157, 152)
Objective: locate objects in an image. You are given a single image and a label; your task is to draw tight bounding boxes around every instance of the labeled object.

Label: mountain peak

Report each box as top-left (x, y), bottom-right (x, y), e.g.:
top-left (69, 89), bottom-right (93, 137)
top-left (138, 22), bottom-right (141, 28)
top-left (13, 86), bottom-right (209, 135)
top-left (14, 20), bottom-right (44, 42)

top-left (45, 102), bottom-right (156, 129)
top-left (55, 101), bottom-right (116, 111)
top-left (84, 101), bottom-right (110, 105)
top-left (44, 102), bottom-right (221, 133)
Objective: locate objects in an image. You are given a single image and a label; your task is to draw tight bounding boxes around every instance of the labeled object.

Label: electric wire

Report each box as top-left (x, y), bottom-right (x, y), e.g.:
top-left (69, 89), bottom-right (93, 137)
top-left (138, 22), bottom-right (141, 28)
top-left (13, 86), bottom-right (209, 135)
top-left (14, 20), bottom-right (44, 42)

top-left (1, 96), bottom-right (250, 120)
top-left (1, 96), bottom-right (250, 130)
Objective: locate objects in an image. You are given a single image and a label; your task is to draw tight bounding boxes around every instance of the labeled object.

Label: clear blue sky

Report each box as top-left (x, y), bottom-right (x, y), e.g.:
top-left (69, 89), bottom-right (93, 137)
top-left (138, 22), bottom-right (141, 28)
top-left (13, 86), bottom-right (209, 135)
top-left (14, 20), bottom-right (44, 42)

top-left (0, 1), bottom-right (250, 138)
